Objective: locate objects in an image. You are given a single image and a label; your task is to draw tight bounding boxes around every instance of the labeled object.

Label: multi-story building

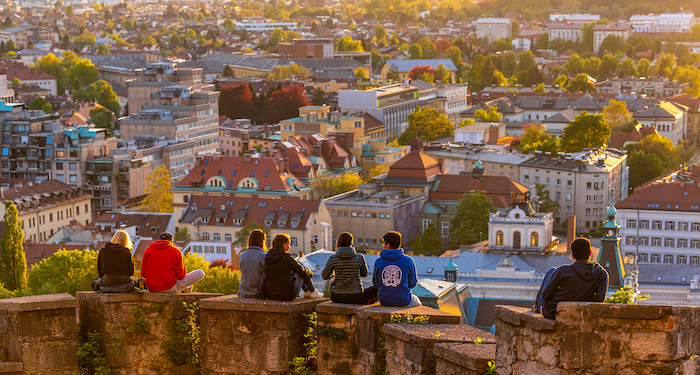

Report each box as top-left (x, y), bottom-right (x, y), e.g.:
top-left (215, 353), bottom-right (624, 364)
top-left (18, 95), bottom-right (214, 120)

top-left (596, 77), bottom-right (687, 98)
top-left (175, 195), bottom-right (331, 257)
top-left (670, 94), bottom-right (700, 145)
top-left (593, 24), bottom-right (632, 53)
top-left (0, 111), bottom-right (60, 181)
top-left (234, 20), bottom-right (299, 31)
top-left (475, 18), bottom-right (512, 43)
top-left (413, 81), bottom-right (469, 124)
top-left (617, 165), bottom-right (700, 268)
top-left (356, 139), bottom-right (405, 179)
top-left (630, 13), bottom-right (696, 33)
top-left (549, 14), bottom-right (601, 23)
top-left (219, 119), bottom-right (263, 157)
top-left (0, 179), bottom-right (93, 243)
top-left (339, 84), bottom-right (420, 140)
top-left (0, 23), bottom-right (58, 48)
top-left (278, 38), bottom-right (334, 59)
top-left (120, 64), bottom-right (220, 157)
top-left (547, 23), bottom-right (584, 42)
top-left (379, 59), bottom-right (458, 82)
top-left (633, 101), bottom-right (687, 145)
top-left (4, 69), bottom-right (58, 96)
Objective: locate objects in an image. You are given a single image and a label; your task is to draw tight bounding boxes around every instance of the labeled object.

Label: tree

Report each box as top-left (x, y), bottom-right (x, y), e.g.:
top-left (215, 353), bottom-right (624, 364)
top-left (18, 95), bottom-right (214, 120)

top-left (169, 31), bottom-right (181, 49)
top-left (26, 249), bottom-right (97, 295)
top-left (176, 227), bottom-right (191, 242)
top-left (92, 80), bottom-right (119, 114)
top-left (619, 59), bottom-right (636, 77)
top-left (435, 38), bottom-right (451, 55)
top-left (519, 125), bottom-right (559, 154)
top-left (473, 106), bottom-right (503, 123)
top-left (96, 44), bottom-right (110, 55)
top-left (637, 58), bottom-right (651, 77)
top-left (184, 253), bottom-right (241, 294)
top-left (533, 83), bottom-right (545, 93)
top-left (29, 96), bottom-right (49, 111)
top-left (397, 106), bottom-right (453, 145)
top-left (445, 46), bottom-right (462, 66)
top-left (266, 85), bottom-right (310, 123)
top-left (564, 54), bottom-right (584, 75)
top-left (74, 30), bottom-right (96, 50)
top-left (267, 64), bottom-right (310, 80)
top-left (65, 4), bottom-right (74, 14)
top-left (408, 43), bottom-right (422, 59)
top-left (141, 164), bottom-right (173, 213)
top-left (333, 173), bottom-right (363, 194)
top-left (448, 191), bottom-right (496, 249)
top-left (599, 35), bottom-right (623, 54)
top-left (409, 235), bottom-right (424, 255)
top-left (366, 164), bottom-right (389, 182)
top-left (553, 75), bottom-right (569, 90)
top-left (597, 54), bottom-right (619, 79)
top-left (233, 222), bottom-right (270, 249)
top-left (407, 65), bottom-right (435, 81)
top-left (355, 68), bottom-right (368, 79)
top-left (421, 223), bottom-right (443, 256)
top-left (435, 63), bottom-right (450, 83)
top-left (566, 73), bottom-right (596, 93)
top-left (603, 100), bottom-right (632, 132)
top-left (626, 150), bottom-right (664, 192)
top-left (535, 183), bottom-right (560, 215)
top-left (67, 58), bottom-right (98, 91)
top-left (222, 64), bottom-right (234, 78)
top-left (311, 87), bottom-right (326, 105)
top-left (310, 175), bottom-right (336, 199)
top-left (501, 51), bottom-right (517, 77)
top-left (374, 24), bottom-right (387, 42)
top-left (90, 107), bottom-right (115, 134)
top-left (336, 36), bottom-right (363, 52)
top-left (219, 83), bottom-right (254, 120)
top-left (492, 38), bottom-right (513, 52)
top-left (560, 111), bottom-right (611, 153)
top-left (1, 202), bottom-right (26, 291)
top-left (417, 37), bottom-right (437, 59)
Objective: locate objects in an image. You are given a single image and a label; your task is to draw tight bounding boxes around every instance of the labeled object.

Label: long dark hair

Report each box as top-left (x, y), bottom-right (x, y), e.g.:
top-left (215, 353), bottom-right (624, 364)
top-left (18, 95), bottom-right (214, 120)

top-left (247, 229), bottom-right (268, 252)
top-left (272, 233), bottom-right (291, 252)
top-left (337, 232), bottom-right (353, 248)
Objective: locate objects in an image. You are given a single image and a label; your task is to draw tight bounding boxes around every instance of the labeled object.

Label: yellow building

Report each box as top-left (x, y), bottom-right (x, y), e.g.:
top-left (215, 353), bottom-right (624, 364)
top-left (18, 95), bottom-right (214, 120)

top-left (280, 106), bottom-right (366, 141)
top-left (355, 139), bottom-right (406, 179)
top-left (305, 80), bottom-right (350, 94)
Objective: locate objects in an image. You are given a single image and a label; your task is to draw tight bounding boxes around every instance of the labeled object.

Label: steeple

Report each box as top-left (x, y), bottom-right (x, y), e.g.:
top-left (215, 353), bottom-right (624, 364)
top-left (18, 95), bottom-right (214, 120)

top-left (444, 258), bottom-right (458, 282)
top-left (472, 160), bottom-right (484, 180)
top-left (597, 189), bottom-right (625, 290)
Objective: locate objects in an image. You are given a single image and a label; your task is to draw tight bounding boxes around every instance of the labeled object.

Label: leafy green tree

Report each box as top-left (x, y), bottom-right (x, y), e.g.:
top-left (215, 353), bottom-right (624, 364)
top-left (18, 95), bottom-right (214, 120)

top-left (564, 54), bottom-right (584, 75)
top-left (597, 54), bottom-right (619, 79)
top-left (435, 63), bottom-right (450, 83)
top-left (176, 227), bottom-right (191, 242)
top-left (183, 253), bottom-right (241, 294)
top-left (637, 58), bottom-right (651, 77)
top-left (74, 30), bottom-right (96, 50)
top-left (336, 36), bottom-right (363, 52)
top-left (374, 24), bottom-right (387, 42)
top-left (561, 111), bottom-right (611, 153)
top-left (626, 150), bottom-right (664, 192)
top-left (311, 87), bottom-right (326, 105)
top-left (408, 43), bottom-right (422, 59)
top-left (28, 96), bottom-right (49, 111)
top-left (519, 125), bottom-right (559, 154)
top-left (619, 59), bottom-right (636, 77)
top-left (67, 58), bottom-right (98, 91)
top-left (535, 183), bottom-right (560, 215)
top-left (90, 107), bottom-right (114, 134)
top-left (445, 46), bottom-right (462, 66)
top-left (501, 51), bottom-right (517, 77)
top-left (92, 79), bottom-right (119, 114)
top-left (233, 222), bottom-right (270, 249)
top-left (397, 107), bottom-right (453, 145)
top-left (41, 102), bottom-right (53, 114)
top-left (603, 99), bottom-right (632, 132)
top-left (553, 75), bottom-right (570, 90)
top-left (566, 73), bottom-right (596, 93)
top-left (27, 249), bottom-right (97, 295)
top-left (409, 235), bottom-right (424, 255)
top-left (533, 83), bottom-right (545, 93)
top-left (492, 38), bottom-right (513, 52)
top-left (417, 37), bottom-right (437, 59)
top-left (473, 106), bottom-right (502, 123)
top-left (448, 191), bottom-right (497, 249)
top-left (421, 223), bottom-right (443, 256)
top-left (1, 202), bottom-right (26, 291)
top-left (141, 164), bottom-right (173, 213)
top-left (96, 45), bottom-right (110, 54)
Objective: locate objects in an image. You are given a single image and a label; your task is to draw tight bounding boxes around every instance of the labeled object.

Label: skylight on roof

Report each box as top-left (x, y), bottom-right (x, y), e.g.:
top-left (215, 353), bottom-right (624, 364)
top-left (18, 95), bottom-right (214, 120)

top-left (204, 159), bottom-right (209, 165)
top-left (232, 171), bottom-right (237, 176)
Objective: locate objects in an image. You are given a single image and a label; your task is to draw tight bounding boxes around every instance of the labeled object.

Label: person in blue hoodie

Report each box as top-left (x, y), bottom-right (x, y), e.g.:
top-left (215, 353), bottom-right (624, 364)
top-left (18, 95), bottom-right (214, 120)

top-left (372, 231), bottom-right (421, 307)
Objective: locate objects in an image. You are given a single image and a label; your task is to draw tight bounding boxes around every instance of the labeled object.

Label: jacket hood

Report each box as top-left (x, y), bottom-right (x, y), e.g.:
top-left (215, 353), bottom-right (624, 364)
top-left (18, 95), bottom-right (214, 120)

top-left (265, 247), bottom-right (288, 264)
top-left (336, 246), bottom-right (357, 260)
top-left (149, 240), bottom-right (176, 251)
top-left (380, 248), bottom-right (404, 261)
top-left (571, 261), bottom-right (606, 282)
top-left (104, 242), bottom-right (130, 253)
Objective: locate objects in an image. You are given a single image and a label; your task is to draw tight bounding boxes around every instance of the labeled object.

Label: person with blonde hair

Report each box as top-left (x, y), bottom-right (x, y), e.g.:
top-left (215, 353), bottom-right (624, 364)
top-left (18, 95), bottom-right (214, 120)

top-left (238, 229), bottom-right (268, 298)
top-left (263, 233), bottom-right (322, 301)
top-left (92, 229), bottom-right (137, 292)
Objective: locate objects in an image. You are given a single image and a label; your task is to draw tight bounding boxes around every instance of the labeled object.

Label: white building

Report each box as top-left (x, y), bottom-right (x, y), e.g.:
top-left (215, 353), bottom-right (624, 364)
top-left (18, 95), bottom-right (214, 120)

top-left (593, 24), bottom-right (632, 53)
top-left (633, 101), bottom-right (687, 145)
top-left (547, 23), bottom-right (584, 42)
top-left (475, 18), bottom-right (512, 43)
top-left (488, 194), bottom-right (554, 252)
top-left (630, 13), bottom-right (696, 33)
top-left (234, 21), bottom-right (299, 31)
top-left (549, 14), bottom-right (601, 23)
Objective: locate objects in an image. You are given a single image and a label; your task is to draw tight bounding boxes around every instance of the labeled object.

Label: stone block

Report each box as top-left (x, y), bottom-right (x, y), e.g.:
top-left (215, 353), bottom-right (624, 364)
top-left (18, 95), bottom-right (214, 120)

top-left (0, 293), bottom-right (77, 312)
top-left (316, 303), bottom-right (359, 375)
top-left (433, 342), bottom-right (495, 373)
top-left (628, 332), bottom-right (678, 361)
top-left (0, 362), bottom-right (22, 374)
top-left (559, 332), bottom-right (604, 370)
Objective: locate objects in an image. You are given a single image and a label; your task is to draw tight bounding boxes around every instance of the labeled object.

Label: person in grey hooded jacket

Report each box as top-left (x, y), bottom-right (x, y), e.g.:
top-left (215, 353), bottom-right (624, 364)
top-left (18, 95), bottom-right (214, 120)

top-left (238, 229), bottom-right (267, 298)
top-left (322, 232), bottom-right (378, 304)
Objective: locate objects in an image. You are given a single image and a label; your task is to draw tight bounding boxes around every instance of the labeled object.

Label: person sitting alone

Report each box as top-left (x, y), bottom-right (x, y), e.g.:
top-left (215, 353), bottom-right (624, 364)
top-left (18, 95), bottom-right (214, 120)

top-left (373, 231), bottom-right (421, 307)
top-left (322, 232), bottom-right (377, 304)
top-left (263, 233), bottom-right (322, 301)
top-left (238, 229), bottom-right (267, 298)
top-left (141, 232), bottom-right (205, 293)
top-left (92, 230), bottom-right (139, 292)
top-left (536, 237), bottom-right (609, 319)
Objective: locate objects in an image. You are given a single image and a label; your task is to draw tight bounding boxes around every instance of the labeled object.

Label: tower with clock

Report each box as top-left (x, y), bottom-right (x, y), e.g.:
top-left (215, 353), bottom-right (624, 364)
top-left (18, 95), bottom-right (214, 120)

top-left (597, 191), bottom-right (626, 290)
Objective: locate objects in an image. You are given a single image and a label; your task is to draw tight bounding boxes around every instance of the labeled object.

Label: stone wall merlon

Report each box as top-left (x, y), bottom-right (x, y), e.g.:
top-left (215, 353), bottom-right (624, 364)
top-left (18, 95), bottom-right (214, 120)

top-left (434, 342), bottom-right (496, 373)
top-left (199, 295), bottom-right (329, 313)
top-left (0, 293), bottom-right (77, 312)
top-left (316, 302), bottom-right (359, 316)
top-left (354, 304), bottom-right (462, 324)
top-left (383, 324), bottom-right (495, 346)
top-left (493, 304), bottom-right (556, 331)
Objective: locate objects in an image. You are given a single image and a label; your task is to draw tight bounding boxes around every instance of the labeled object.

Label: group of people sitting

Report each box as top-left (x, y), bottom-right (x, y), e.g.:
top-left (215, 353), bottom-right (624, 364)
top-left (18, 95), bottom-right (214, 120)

top-left (240, 230), bottom-right (422, 307)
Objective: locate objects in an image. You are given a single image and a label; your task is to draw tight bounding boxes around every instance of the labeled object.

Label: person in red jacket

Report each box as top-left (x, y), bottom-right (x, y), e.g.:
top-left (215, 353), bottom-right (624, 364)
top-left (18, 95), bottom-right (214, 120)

top-left (141, 232), bottom-right (205, 293)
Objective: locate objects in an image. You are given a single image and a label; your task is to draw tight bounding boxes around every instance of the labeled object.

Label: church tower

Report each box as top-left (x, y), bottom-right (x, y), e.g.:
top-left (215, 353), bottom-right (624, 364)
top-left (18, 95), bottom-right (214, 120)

top-left (444, 258), bottom-right (458, 282)
top-left (597, 196), bottom-right (625, 290)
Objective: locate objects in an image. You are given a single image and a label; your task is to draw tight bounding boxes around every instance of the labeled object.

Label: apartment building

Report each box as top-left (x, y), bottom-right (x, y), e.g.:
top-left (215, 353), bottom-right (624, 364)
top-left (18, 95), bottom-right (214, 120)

top-left (413, 81), bottom-right (469, 124)
top-left (0, 23), bottom-right (58, 48)
top-left (670, 95), bottom-right (700, 145)
top-left (549, 14), bottom-right (601, 23)
top-left (125, 62), bottom-right (204, 117)
top-left (633, 101), bottom-right (687, 145)
top-left (617, 165), bottom-right (700, 268)
top-left (0, 179), bottom-right (93, 243)
top-left (630, 13), bottom-right (696, 33)
top-left (380, 59), bottom-right (458, 83)
top-left (4, 69), bottom-right (58, 96)
top-left (278, 38), bottom-right (334, 59)
top-left (593, 24), bottom-right (632, 53)
top-left (475, 18), bottom-right (512, 43)
top-left (0, 111), bottom-right (60, 182)
top-left (547, 23), bottom-right (584, 42)
top-left (596, 77), bottom-right (687, 98)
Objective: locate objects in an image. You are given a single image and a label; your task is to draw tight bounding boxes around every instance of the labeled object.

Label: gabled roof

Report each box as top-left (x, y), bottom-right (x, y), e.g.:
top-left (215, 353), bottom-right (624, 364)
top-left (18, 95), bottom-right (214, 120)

top-left (429, 174), bottom-right (528, 209)
top-left (385, 138), bottom-right (441, 182)
top-left (608, 125), bottom-right (658, 149)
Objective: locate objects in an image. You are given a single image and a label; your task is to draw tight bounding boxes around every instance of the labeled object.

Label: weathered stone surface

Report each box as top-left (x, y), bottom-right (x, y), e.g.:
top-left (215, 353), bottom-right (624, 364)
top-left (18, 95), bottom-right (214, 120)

top-left (316, 302), bottom-right (360, 316)
top-left (0, 362), bottom-right (22, 373)
top-left (383, 324), bottom-right (495, 346)
top-left (628, 332), bottom-right (678, 361)
top-left (0, 293), bottom-right (76, 312)
top-left (355, 303), bottom-right (461, 324)
top-left (200, 294), bottom-right (328, 312)
top-left (434, 342), bottom-right (495, 373)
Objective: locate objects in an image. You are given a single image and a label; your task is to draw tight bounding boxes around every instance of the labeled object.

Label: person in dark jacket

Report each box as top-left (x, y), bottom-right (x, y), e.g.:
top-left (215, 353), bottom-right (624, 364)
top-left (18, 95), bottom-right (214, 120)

top-left (537, 237), bottom-right (609, 319)
top-left (238, 229), bottom-right (267, 298)
top-left (322, 232), bottom-right (377, 304)
top-left (373, 231), bottom-right (421, 307)
top-left (264, 233), bottom-right (322, 301)
top-left (92, 230), bottom-right (136, 292)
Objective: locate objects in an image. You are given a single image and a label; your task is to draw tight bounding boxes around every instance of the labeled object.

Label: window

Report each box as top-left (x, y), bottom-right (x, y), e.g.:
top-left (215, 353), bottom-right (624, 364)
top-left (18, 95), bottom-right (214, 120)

top-left (626, 236), bottom-right (635, 245)
top-left (628, 220), bottom-right (636, 228)
top-left (76, 206), bottom-right (80, 215)
top-left (585, 221), bottom-right (591, 228)
top-left (693, 240), bottom-right (700, 248)
top-left (290, 237), bottom-right (298, 246)
top-left (354, 121), bottom-right (362, 128)
top-left (496, 231), bottom-right (503, 246)
top-left (556, 179), bottom-right (561, 186)
top-left (69, 175), bottom-right (77, 183)
top-left (567, 180), bottom-right (572, 187)
top-left (586, 195), bottom-right (591, 202)
top-left (422, 219), bottom-right (431, 231)
top-left (665, 238), bottom-right (675, 247)
top-left (664, 254), bottom-right (673, 263)
top-left (586, 182), bottom-right (592, 189)
top-left (665, 222), bottom-right (675, 230)
top-left (535, 176), bottom-right (540, 183)
top-left (555, 192), bottom-right (561, 199)
top-left (585, 208), bottom-right (591, 215)
top-left (312, 235), bottom-right (319, 244)
top-left (377, 157), bottom-right (385, 163)
top-left (651, 254), bottom-right (660, 263)
top-left (531, 232), bottom-right (538, 247)
top-left (692, 256), bottom-right (699, 265)
top-left (640, 220), bottom-right (649, 229)
top-left (652, 221), bottom-right (661, 230)
top-left (640, 237), bottom-right (649, 246)
top-left (639, 253), bottom-right (647, 262)
top-left (678, 255), bottom-right (687, 264)
top-left (202, 233), bottom-right (210, 241)
top-left (524, 175), bottom-right (529, 183)
top-left (566, 193), bottom-right (572, 201)
top-left (213, 233), bottom-right (220, 242)
top-left (69, 163), bottom-right (77, 170)
top-left (680, 222), bottom-right (688, 231)
top-left (225, 234), bottom-right (232, 242)
top-left (652, 237), bottom-right (661, 246)
top-left (441, 222), bottom-right (449, 237)
top-left (49, 213), bottom-right (53, 222)
top-left (693, 223), bottom-right (700, 231)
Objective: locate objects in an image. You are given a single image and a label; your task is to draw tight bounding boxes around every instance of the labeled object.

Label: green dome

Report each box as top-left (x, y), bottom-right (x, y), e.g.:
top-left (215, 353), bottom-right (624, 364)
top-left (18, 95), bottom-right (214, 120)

top-left (473, 160), bottom-right (484, 170)
top-left (607, 204), bottom-right (617, 217)
top-left (444, 258), bottom-right (458, 271)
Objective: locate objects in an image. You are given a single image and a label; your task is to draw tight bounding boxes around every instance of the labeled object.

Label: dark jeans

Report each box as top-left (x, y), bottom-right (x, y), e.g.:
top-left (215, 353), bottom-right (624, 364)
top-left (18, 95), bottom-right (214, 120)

top-left (294, 274), bottom-right (316, 294)
top-left (330, 286), bottom-right (379, 304)
top-left (535, 267), bottom-right (557, 316)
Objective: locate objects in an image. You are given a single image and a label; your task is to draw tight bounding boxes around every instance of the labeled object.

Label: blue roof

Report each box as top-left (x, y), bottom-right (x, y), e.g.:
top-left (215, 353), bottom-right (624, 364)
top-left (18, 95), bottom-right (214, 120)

top-left (57, 126), bottom-right (102, 139)
top-left (385, 59), bottom-right (458, 73)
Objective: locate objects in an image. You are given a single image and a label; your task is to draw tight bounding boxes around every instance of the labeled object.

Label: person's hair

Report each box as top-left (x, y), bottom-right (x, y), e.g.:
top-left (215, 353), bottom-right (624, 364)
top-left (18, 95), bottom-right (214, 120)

top-left (382, 231), bottom-right (402, 249)
top-left (247, 229), bottom-right (267, 251)
top-left (111, 230), bottom-right (133, 250)
top-left (272, 233), bottom-right (291, 252)
top-left (337, 232), bottom-right (353, 248)
top-left (571, 237), bottom-right (591, 261)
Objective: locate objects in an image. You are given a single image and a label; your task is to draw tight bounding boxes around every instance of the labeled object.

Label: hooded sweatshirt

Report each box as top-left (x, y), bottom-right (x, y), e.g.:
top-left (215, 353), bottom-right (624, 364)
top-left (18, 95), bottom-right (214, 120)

top-left (541, 260), bottom-right (609, 318)
top-left (97, 242), bottom-right (134, 285)
top-left (238, 245), bottom-right (266, 298)
top-left (141, 240), bottom-right (186, 292)
top-left (322, 246), bottom-right (368, 295)
top-left (264, 247), bottom-right (313, 301)
top-left (372, 248), bottom-right (417, 307)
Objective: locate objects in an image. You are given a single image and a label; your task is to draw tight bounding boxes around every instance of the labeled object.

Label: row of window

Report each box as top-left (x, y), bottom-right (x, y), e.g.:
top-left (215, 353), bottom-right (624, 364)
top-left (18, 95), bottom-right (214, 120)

top-left (23, 205), bottom-right (86, 229)
top-left (627, 220), bottom-right (700, 231)
top-left (201, 233), bottom-right (232, 242)
top-left (523, 176), bottom-right (573, 187)
top-left (632, 252), bottom-right (699, 265)
top-left (624, 236), bottom-right (700, 248)
top-left (494, 231), bottom-right (539, 247)
top-left (190, 245), bottom-right (228, 254)
top-left (331, 211), bottom-right (392, 219)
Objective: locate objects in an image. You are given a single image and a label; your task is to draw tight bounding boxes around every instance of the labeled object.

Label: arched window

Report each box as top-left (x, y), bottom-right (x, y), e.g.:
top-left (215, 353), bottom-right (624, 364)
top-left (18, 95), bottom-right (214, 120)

top-left (496, 231), bottom-right (503, 246)
top-left (202, 232), bottom-right (210, 241)
top-left (531, 232), bottom-right (539, 247)
top-left (225, 233), bottom-right (232, 242)
top-left (513, 231), bottom-right (521, 249)
top-left (214, 233), bottom-right (221, 242)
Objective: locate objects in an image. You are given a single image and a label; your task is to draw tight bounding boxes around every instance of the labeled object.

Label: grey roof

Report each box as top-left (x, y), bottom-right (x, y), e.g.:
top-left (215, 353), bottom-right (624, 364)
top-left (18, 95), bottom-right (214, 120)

top-left (216, 209), bottom-right (231, 218)
top-left (179, 208), bottom-right (214, 223)
top-left (0, 23), bottom-right (34, 35)
top-left (232, 209), bottom-right (248, 219)
top-left (384, 59), bottom-right (458, 73)
top-left (542, 108), bottom-right (578, 123)
top-left (185, 52), bottom-right (278, 72)
top-left (291, 212), bottom-right (304, 222)
top-left (638, 264), bottom-right (699, 286)
top-left (264, 211), bottom-right (277, 221)
top-left (277, 212), bottom-right (291, 221)
top-left (84, 54), bottom-right (149, 73)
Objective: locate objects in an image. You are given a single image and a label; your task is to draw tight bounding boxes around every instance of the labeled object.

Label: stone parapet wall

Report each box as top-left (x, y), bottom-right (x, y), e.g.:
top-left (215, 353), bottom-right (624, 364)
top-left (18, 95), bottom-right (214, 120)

top-left (0, 293), bottom-right (79, 375)
top-left (76, 291), bottom-right (222, 375)
top-left (199, 296), bottom-right (328, 375)
top-left (495, 302), bottom-right (700, 374)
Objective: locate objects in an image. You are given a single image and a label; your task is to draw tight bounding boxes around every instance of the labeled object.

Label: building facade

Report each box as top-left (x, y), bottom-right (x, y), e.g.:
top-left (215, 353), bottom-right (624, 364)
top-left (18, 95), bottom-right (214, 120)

top-left (593, 24), bottom-right (632, 53)
top-left (475, 18), bottom-right (513, 43)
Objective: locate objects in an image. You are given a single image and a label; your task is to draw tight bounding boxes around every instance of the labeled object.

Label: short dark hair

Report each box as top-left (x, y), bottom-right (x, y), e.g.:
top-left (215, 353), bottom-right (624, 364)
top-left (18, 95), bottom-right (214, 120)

top-left (337, 232), bottom-right (353, 248)
top-left (160, 232), bottom-right (173, 242)
top-left (382, 231), bottom-right (402, 249)
top-left (571, 237), bottom-right (591, 261)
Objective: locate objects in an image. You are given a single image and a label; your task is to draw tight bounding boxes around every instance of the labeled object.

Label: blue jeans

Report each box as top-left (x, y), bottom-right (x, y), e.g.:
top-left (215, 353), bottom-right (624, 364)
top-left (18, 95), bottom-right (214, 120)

top-left (535, 267), bottom-right (557, 314)
top-left (294, 274), bottom-right (316, 296)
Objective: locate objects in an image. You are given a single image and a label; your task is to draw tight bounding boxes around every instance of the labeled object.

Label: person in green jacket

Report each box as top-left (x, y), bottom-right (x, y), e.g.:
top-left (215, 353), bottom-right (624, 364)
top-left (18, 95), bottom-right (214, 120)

top-left (322, 232), bottom-right (377, 304)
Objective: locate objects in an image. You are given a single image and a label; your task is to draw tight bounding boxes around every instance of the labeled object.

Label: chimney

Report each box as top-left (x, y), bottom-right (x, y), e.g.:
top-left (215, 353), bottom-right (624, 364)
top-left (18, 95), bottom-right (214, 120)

top-left (195, 155), bottom-right (203, 167)
top-left (277, 157), bottom-right (284, 173)
top-left (243, 154), bottom-right (252, 163)
top-left (283, 157), bottom-right (290, 173)
top-left (566, 216), bottom-right (576, 251)
top-left (488, 125), bottom-right (499, 145)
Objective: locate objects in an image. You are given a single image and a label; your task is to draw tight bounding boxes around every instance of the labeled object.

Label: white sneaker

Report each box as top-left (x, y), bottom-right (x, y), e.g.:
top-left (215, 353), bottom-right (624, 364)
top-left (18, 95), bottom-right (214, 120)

top-left (306, 290), bottom-right (323, 298)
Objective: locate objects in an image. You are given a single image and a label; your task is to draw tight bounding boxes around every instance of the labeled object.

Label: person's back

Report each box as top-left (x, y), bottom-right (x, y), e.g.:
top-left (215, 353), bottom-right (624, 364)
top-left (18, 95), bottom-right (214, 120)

top-left (372, 231), bottom-right (420, 307)
top-left (264, 233), bottom-right (318, 301)
top-left (238, 229), bottom-right (268, 298)
top-left (540, 237), bottom-right (609, 318)
top-left (98, 241), bottom-right (134, 285)
top-left (141, 238), bottom-right (185, 292)
top-left (322, 232), bottom-right (377, 304)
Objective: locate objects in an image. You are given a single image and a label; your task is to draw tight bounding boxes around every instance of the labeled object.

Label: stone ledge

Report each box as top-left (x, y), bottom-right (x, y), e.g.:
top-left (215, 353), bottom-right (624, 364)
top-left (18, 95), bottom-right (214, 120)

top-left (316, 302), bottom-right (362, 315)
top-left (76, 291), bottom-right (220, 303)
top-left (0, 362), bottom-right (22, 373)
top-left (434, 343), bottom-right (495, 371)
top-left (383, 324), bottom-right (495, 347)
top-left (493, 305), bottom-right (556, 331)
top-left (557, 302), bottom-right (687, 321)
top-left (199, 295), bottom-right (329, 313)
top-left (355, 303), bottom-right (461, 324)
top-left (0, 293), bottom-right (76, 312)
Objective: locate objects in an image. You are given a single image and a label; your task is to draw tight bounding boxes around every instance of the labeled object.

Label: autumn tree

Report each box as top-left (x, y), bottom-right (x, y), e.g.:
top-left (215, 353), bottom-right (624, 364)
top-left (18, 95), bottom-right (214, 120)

top-left (266, 85), bottom-right (310, 123)
top-left (336, 36), bottom-right (363, 52)
top-left (26, 250), bottom-right (97, 295)
top-left (603, 100), bottom-right (633, 132)
top-left (397, 107), bottom-right (453, 145)
top-left (560, 111), bottom-right (611, 153)
top-left (448, 191), bottom-right (496, 249)
top-left (473, 106), bottom-right (503, 123)
top-left (355, 68), bottom-right (368, 79)
top-left (219, 83), bottom-right (254, 120)
top-left (408, 43), bottom-right (422, 59)
top-left (566, 73), bottom-right (596, 93)
top-left (1, 202), bottom-right (26, 291)
top-left (366, 164), bottom-right (389, 182)
top-left (141, 164), bottom-right (173, 213)
top-left (90, 107), bottom-right (115, 134)
top-left (267, 63), bottom-right (310, 80)
top-left (408, 65), bottom-right (435, 81)
top-left (518, 125), bottom-right (559, 154)
top-left (435, 63), bottom-right (450, 83)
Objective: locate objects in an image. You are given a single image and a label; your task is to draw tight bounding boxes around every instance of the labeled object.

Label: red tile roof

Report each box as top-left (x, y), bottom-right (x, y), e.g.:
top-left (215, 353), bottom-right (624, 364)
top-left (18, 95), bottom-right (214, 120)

top-left (387, 138), bottom-right (442, 180)
top-left (429, 174), bottom-right (529, 208)
top-left (608, 125), bottom-right (658, 149)
top-left (3, 68), bottom-right (56, 81)
top-left (617, 165), bottom-right (700, 211)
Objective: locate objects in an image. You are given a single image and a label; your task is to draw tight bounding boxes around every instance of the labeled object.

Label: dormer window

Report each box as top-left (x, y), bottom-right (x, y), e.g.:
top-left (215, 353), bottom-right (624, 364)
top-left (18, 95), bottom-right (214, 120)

top-left (291, 221), bottom-right (298, 228)
top-left (265, 219), bottom-right (273, 226)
